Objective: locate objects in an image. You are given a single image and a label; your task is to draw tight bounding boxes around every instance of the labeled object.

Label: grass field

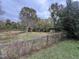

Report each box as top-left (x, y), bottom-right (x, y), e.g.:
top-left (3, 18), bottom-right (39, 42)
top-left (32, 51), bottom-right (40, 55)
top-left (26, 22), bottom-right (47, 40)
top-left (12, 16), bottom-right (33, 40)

top-left (16, 32), bottom-right (49, 40)
top-left (0, 31), bottom-right (49, 43)
top-left (27, 40), bottom-right (79, 59)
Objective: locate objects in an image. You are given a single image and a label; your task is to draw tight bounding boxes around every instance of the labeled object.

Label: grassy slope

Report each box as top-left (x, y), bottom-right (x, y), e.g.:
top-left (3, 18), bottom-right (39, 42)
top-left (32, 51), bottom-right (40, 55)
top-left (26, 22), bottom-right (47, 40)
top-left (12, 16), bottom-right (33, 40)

top-left (28, 40), bottom-right (79, 59)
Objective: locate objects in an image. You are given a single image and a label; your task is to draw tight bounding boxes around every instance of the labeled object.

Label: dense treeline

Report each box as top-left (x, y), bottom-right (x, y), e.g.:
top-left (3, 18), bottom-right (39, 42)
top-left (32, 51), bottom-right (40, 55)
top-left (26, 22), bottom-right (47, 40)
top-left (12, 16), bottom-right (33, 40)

top-left (50, 0), bottom-right (79, 38)
top-left (0, 19), bottom-right (22, 31)
top-left (0, 18), bottom-right (53, 32)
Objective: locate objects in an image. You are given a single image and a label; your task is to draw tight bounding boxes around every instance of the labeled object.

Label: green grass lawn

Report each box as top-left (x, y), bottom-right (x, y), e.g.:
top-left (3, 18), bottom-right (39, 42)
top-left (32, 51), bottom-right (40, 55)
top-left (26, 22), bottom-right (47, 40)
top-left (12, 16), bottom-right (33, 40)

top-left (27, 40), bottom-right (79, 59)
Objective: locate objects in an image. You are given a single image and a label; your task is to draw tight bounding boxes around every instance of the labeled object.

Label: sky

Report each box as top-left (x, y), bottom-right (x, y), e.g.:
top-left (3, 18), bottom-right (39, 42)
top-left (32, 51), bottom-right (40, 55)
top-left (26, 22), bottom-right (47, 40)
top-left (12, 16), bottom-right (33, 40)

top-left (0, 0), bottom-right (67, 21)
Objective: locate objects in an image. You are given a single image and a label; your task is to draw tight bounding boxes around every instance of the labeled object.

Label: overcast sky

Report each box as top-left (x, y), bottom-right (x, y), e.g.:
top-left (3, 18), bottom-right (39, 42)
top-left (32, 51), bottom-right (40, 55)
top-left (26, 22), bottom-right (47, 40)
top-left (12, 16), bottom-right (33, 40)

top-left (0, 0), bottom-right (71, 21)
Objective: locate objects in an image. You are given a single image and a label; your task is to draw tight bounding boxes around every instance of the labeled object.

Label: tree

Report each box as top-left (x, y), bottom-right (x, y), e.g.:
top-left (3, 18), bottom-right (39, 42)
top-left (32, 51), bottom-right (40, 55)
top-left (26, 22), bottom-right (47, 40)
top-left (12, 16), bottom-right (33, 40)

top-left (60, 0), bottom-right (79, 38)
top-left (11, 21), bottom-right (17, 29)
top-left (20, 7), bottom-right (37, 31)
top-left (35, 18), bottom-right (53, 32)
top-left (51, 0), bottom-right (79, 38)
top-left (49, 3), bottom-right (64, 31)
top-left (0, 20), bottom-right (5, 30)
top-left (49, 3), bottom-right (58, 31)
top-left (5, 19), bottom-right (12, 30)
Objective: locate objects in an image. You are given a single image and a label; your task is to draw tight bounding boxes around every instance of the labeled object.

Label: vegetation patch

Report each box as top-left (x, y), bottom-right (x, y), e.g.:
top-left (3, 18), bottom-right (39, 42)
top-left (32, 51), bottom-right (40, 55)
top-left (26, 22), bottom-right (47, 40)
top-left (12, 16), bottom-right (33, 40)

top-left (16, 32), bottom-right (49, 40)
top-left (27, 40), bottom-right (79, 59)
top-left (0, 31), bottom-right (49, 43)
